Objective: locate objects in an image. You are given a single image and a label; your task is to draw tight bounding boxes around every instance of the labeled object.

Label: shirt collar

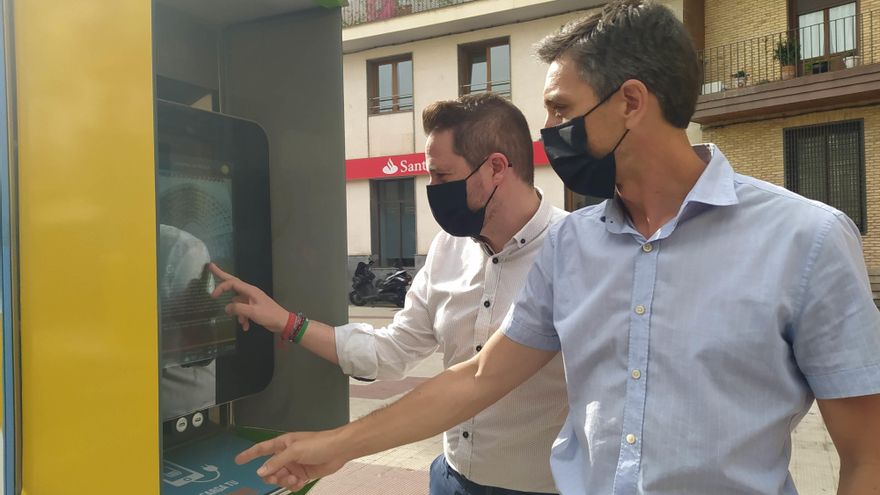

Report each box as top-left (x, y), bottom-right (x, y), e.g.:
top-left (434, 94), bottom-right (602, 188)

top-left (682, 144), bottom-right (739, 208)
top-left (478, 187), bottom-right (554, 255)
top-left (603, 144), bottom-right (739, 238)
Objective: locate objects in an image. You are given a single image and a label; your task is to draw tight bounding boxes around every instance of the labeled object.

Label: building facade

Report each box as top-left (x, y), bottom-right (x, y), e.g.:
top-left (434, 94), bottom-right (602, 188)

top-left (342, 0), bottom-right (878, 280)
top-left (694, 0), bottom-right (880, 272)
top-left (341, 0), bottom-right (701, 276)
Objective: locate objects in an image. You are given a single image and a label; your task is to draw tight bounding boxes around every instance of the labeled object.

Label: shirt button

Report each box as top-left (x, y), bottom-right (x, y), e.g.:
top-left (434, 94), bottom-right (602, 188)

top-left (492, 257), bottom-right (499, 264)
top-left (625, 434), bottom-right (637, 445)
top-left (642, 243), bottom-right (653, 253)
top-left (484, 300), bottom-right (491, 308)
top-left (476, 345), bottom-right (483, 352)
top-left (631, 369), bottom-right (642, 380)
top-left (463, 431), bottom-right (470, 439)
top-left (520, 238), bottom-right (526, 244)
top-left (634, 305), bottom-right (646, 315)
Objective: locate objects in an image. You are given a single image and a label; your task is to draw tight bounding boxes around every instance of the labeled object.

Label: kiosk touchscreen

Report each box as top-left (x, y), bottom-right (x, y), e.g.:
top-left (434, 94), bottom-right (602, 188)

top-left (156, 102), bottom-right (278, 495)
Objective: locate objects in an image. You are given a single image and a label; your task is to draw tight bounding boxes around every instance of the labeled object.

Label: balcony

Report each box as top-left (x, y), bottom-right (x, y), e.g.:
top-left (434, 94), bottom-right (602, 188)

top-left (342, 0), bottom-right (481, 27)
top-left (341, 0), bottom-right (599, 53)
top-left (693, 9), bottom-right (880, 126)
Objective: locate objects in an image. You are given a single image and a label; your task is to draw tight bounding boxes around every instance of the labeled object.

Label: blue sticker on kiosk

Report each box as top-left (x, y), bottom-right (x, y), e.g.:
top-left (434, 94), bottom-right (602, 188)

top-left (162, 431), bottom-right (283, 495)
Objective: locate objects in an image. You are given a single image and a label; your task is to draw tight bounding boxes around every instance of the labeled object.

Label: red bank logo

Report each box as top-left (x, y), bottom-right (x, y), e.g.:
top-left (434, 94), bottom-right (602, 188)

top-left (382, 159), bottom-right (399, 175)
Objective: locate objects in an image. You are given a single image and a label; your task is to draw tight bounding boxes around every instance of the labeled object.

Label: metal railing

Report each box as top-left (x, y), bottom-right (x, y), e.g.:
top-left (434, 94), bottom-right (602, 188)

top-left (369, 94), bottom-right (415, 114)
top-left (699, 10), bottom-right (879, 95)
top-left (342, 0), bottom-right (483, 27)
top-left (460, 80), bottom-right (512, 99)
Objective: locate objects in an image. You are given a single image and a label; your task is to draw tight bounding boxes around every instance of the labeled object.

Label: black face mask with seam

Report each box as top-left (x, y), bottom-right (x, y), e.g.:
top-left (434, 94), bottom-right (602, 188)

top-left (427, 156), bottom-right (499, 238)
top-left (541, 88), bottom-right (628, 199)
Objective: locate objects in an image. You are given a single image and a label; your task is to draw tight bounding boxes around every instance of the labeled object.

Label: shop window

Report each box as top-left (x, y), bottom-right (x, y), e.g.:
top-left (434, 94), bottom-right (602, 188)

top-left (784, 119), bottom-right (865, 232)
top-left (368, 55), bottom-right (413, 115)
top-left (459, 38), bottom-right (510, 98)
top-left (371, 178), bottom-right (417, 267)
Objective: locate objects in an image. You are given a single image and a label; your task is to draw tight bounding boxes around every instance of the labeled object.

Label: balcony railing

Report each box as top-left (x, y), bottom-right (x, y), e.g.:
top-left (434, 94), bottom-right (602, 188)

top-left (342, 0), bottom-right (482, 27)
top-left (461, 80), bottom-right (512, 99)
top-left (699, 9), bottom-right (879, 95)
top-left (369, 93), bottom-right (415, 114)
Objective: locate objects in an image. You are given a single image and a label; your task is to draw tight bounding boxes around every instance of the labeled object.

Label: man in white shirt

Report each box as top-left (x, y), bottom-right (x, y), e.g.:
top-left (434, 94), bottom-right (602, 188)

top-left (211, 92), bottom-right (568, 494)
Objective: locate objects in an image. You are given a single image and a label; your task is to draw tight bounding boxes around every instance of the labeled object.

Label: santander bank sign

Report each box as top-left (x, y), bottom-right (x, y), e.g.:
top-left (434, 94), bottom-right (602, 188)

top-left (381, 157), bottom-right (428, 175)
top-left (345, 141), bottom-right (549, 181)
top-left (346, 152), bottom-right (429, 180)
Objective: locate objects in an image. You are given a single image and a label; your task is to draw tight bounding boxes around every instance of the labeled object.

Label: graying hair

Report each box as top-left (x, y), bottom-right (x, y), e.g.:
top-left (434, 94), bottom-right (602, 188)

top-left (535, 0), bottom-right (701, 128)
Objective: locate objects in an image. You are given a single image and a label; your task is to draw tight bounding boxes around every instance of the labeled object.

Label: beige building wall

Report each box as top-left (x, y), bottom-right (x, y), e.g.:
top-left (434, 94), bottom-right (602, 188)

top-left (368, 112), bottom-right (415, 156)
top-left (346, 181), bottom-right (373, 256)
top-left (343, 55), bottom-right (370, 160)
top-left (702, 105), bottom-right (880, 268)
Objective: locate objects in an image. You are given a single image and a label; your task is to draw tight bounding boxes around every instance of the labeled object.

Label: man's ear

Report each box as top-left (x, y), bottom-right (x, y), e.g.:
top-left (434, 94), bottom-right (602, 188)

top-left (489, 152), bottom-right (511, 186)
top-left (620, 79), bottom-right (649, 129)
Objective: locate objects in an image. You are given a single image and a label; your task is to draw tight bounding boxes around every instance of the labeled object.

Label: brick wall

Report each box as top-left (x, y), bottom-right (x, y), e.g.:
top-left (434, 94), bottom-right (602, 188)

top-left (702, 105), bottom-right (880, 269)
top-left (704, 0), bottom-right (880, 49)
top-left (702, 1), bottom-right (880, 88)
top-left (704, 0), bottom-right (787, 49)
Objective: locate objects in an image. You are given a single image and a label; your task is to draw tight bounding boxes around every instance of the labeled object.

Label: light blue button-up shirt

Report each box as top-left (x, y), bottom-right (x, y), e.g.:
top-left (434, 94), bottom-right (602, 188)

top-left (504, 145), bottom-right (880, 495)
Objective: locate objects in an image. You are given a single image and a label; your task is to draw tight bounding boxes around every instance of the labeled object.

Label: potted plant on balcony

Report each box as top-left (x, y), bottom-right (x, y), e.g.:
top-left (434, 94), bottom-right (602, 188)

top-left (773, 37), bottom-right (798, 80)
top-left (843, 49), bottom-right (860, 68)
top-left (731, 69), bottom-right (748, 88)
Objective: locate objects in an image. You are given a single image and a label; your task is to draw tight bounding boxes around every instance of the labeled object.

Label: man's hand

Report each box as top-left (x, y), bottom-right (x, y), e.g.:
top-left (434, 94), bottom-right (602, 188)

top-left (208, 263), bottom-right (289, 333)
top-left (235, 430), bottom-right (349, 492)
top-left (234, 332), bottom-right (556, 490)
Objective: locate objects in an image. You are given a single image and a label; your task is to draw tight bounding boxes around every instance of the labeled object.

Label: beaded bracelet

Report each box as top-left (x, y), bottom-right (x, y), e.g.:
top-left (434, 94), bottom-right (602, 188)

top-left (293, 319), bottom-right (310, 343)
top-left (287, 311), bottom-right (305, 342)
top-left (280, 312), bottom-right (297, 341)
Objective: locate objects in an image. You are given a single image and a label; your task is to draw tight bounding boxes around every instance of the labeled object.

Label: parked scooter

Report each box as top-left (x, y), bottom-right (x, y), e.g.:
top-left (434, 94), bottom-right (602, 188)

top-left (349, 259), bottom-right (412, 308)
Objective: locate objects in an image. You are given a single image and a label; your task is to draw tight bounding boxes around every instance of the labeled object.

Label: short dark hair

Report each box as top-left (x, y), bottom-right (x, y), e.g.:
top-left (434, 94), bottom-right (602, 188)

top-left (535, 0), bottom-right (700, 128)
top-left (422, 93), bottom-right (534, 185)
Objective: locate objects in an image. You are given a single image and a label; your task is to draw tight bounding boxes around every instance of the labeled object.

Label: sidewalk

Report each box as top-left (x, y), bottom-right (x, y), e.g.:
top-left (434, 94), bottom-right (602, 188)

top-left (308, 306), bottom-right (840, 495)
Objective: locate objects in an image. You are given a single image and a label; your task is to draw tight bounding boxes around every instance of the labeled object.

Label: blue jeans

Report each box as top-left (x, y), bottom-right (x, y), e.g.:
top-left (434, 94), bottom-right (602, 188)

top-left (429, 455), bottom-right (557, 495)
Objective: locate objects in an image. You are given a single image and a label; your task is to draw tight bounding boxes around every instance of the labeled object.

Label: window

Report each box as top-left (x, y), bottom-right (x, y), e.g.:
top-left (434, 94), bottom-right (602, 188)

top-left (371, 178), bottom-right (417, 267)
top-left (796, 1), bottom-right (857, 67)
top-left (784, 120), bottom-right (865, 232)
top-left (459, 38), bottom-right (510, 98)
top-left (368, 55), bottom-right (413, 115)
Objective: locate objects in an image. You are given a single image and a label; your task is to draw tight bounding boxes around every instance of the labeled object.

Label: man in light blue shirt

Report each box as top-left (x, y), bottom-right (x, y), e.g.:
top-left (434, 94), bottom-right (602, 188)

top-left (235, 1), bottom-right (880, 493)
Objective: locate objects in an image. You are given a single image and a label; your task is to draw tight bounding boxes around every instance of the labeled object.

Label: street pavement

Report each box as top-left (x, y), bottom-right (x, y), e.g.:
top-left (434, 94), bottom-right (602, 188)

top-left (307, 306), bottom-right (839, 495)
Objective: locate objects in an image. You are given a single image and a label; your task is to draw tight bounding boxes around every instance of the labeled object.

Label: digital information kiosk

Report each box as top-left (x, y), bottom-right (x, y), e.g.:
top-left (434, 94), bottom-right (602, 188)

top-left (157, 101), bottom-right (278, 494)
top-left (0, 1), bottom-right (350, 493)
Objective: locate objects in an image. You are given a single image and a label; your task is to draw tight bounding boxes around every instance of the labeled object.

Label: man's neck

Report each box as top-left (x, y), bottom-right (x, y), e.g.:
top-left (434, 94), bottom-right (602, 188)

top-left (616, 132), bottom-right (708, 239)
top-left (480, 185), bottom-right (541, 253)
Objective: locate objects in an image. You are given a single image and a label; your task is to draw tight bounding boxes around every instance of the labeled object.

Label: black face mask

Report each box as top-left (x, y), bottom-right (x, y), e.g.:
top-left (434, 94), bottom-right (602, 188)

top-left (427, 157), bottom-right (498, 238)
top-left (540, 89), bottom-right (629, 199)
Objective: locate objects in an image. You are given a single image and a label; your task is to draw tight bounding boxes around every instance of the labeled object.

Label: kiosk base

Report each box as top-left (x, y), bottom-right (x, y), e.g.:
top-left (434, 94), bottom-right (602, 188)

top-left (162, 428), bottom-right (317, 495)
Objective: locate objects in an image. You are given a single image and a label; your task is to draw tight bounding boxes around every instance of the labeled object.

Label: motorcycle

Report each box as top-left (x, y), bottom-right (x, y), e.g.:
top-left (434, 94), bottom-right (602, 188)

top-left (348, 259), bottom-right (412, 308)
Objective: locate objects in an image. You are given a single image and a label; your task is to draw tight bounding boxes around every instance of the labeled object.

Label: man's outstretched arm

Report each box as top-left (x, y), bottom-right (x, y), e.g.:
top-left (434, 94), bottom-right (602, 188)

top-left (235, 330), bottom-right (559, 492)
top-left (209, 262), bottom-right (440, 379)
top-left (209, 263), bottom-right (341, 365)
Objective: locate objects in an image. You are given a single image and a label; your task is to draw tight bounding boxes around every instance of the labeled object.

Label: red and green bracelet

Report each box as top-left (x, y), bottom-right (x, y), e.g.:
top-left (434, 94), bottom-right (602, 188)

top-left (281, 311), bottom-right (310, 343)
